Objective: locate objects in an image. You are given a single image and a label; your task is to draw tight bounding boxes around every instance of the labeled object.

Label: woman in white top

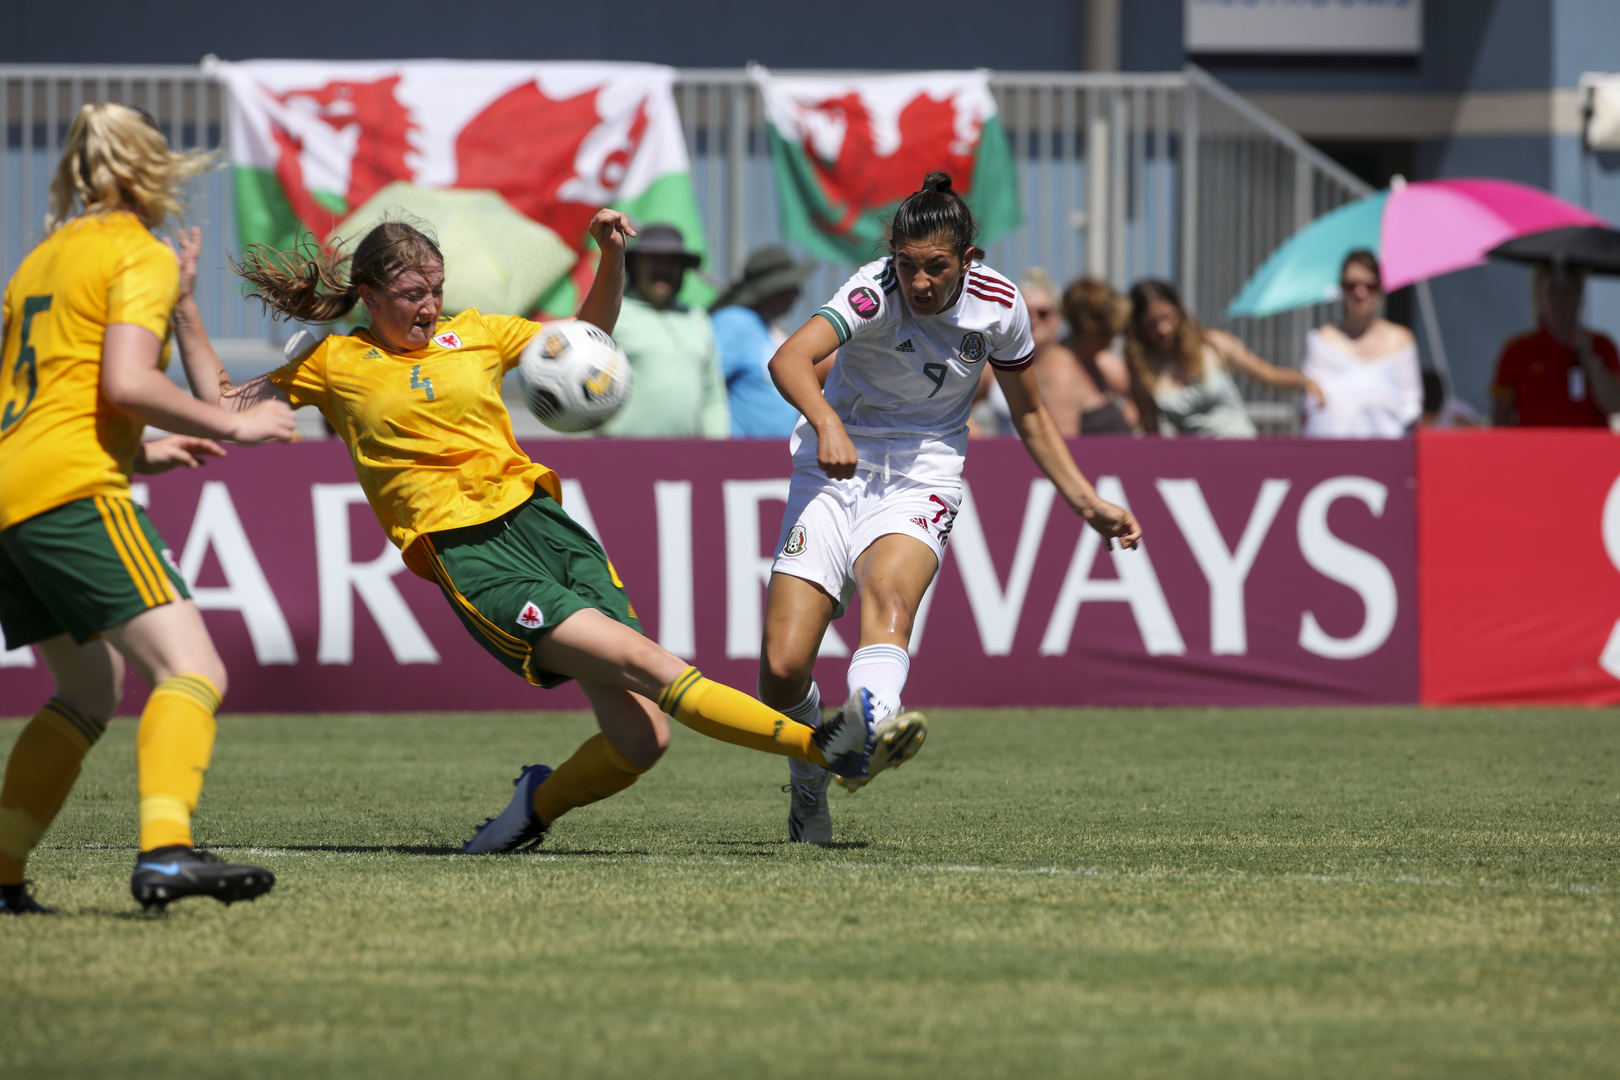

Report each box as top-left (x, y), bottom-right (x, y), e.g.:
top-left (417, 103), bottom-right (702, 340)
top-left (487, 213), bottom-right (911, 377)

top-left (759, 172), bottom-right (1142, 843)
top-left (1124, 279), bottom-right (1321, 438)
top-left (1301, 250), bottom-right (1421, 438)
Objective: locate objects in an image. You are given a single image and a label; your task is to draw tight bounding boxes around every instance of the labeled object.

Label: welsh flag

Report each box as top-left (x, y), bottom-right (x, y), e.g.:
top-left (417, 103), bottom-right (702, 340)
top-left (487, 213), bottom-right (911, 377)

top-left (750, 66), bottom-right (1022, 264)
top-left (206, 59), bottom-right (710, 310)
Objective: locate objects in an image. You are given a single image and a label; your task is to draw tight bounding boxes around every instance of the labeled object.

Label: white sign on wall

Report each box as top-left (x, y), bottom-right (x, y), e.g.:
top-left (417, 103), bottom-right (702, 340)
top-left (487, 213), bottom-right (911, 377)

top-left (1185, 0), bottom-right (1423, 55)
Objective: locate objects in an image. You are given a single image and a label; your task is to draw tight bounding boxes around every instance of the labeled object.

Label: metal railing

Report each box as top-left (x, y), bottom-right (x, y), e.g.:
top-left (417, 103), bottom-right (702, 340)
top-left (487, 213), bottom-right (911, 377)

top-left (2, 63), bottom-right (1371, 430)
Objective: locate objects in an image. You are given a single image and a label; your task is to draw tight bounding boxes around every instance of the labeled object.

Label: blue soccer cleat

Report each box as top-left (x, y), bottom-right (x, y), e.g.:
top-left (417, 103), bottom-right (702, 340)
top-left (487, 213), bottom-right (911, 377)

top-left (462, 763), bottom-right (553, 853)
top-left (811, 688), bottom-right (876, 780)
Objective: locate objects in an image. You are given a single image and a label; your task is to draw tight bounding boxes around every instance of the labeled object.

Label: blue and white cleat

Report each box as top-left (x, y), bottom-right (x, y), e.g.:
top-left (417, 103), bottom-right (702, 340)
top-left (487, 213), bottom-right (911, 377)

top-left (784, 759), bottom-right (833, 844)
top-left (837, 710), bottom-right (928, 792)
top-left (462, 763), bottom-right (553, 854)
top-left (811, 688), bottom-right (876, 779)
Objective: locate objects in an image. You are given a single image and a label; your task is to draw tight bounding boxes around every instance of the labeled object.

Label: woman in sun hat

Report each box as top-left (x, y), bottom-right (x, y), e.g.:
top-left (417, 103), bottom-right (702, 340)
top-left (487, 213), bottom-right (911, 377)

top-left (711, 245), bottom-right (819, 438)
top-left (600, 222), bottom-right (730, 438)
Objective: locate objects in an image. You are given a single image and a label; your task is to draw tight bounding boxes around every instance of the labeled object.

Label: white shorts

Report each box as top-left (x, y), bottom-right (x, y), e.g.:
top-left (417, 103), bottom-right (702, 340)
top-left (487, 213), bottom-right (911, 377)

top-left (770, 466), bottom-right (961, 617)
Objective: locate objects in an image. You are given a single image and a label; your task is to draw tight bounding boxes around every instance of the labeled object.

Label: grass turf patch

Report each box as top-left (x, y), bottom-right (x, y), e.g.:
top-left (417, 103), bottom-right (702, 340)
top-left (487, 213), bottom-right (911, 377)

top-left (2, 707), bottom-right (1617, 1079)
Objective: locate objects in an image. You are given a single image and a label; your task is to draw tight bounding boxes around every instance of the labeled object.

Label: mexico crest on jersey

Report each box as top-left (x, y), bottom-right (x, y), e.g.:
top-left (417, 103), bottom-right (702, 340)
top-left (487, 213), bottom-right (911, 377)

top-left (433, 331), bottom-right (463, 350)
top-left (782, 525), bottom-right (807, 557)
top-left (959, 332), bottom-right (988, 362)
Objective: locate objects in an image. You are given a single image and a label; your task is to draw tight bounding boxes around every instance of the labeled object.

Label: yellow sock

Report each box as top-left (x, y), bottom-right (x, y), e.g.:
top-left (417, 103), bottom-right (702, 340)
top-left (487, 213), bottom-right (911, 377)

top-left (0, 699), bottom-right (106, 885)
top-left (533, 733), bottom-right (648, 826)
top-left (656, 667), bottom-right (828, 767)
top-left (135, 675), bottom-right (220, 852)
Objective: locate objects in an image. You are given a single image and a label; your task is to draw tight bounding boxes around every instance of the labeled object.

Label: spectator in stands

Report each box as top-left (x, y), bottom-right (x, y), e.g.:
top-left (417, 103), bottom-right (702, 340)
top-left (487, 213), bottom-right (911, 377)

top-left (1489, 265), bottom-right (1620, 427)
top-left (971, 269), bottom-right (1135, 437)
top-left (1055, 275), bottom-right (1137, 434)
top-left (710, 246), bottom-right (816, 438)
top-left (600, 223), bottom-right (729, 438)
top-left (1300, 250), bottom-right (1421, 438)
top-left (1124, 278), bottom-right (1319, 438)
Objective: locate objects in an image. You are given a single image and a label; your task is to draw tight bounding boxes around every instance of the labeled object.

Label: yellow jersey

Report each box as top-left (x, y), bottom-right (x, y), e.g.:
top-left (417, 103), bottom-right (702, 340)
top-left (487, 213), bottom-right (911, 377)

top-left (0, 211), bottom-right (178, 531)
top-left (267, 308), bottom-right (554, 579)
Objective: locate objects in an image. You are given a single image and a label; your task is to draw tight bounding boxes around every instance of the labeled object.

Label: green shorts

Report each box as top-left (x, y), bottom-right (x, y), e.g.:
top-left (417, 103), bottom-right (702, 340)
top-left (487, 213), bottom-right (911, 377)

top-left (416, 491), bottom-right (641, 688)
top-left (0, 495), bottom-right (190, 647)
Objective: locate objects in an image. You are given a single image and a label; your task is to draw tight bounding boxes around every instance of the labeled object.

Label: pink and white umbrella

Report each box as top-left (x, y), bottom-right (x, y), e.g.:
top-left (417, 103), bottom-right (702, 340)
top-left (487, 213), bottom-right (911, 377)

top-left (1229, 178), bottom-right (1609, 318)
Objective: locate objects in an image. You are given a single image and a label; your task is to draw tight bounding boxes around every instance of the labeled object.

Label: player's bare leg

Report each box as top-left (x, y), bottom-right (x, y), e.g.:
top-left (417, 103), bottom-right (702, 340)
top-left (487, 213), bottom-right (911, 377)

top-left (760, 574), bottom-right (841, 842)
top-left (841, 534), bottom-right (935, 791)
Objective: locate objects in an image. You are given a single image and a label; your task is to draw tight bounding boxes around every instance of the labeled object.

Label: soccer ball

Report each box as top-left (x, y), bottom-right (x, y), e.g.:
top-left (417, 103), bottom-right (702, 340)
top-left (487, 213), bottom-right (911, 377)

top-left (515, 320), bottom-right (633, 433)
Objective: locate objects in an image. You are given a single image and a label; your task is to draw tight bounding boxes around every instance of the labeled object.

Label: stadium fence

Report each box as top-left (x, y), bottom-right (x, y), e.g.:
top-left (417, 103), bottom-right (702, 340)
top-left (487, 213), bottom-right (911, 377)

top-left (1, 64), bottom-right (1369, 431)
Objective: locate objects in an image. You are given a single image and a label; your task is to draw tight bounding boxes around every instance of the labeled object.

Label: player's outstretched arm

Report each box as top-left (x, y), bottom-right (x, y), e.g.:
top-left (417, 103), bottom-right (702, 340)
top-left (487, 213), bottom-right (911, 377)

top-left (768, 315), bottom-right (857, 479)
top-left (575, 210), bottom-right (636, 336)
top-left (997, 364), bottom-right (1141, 550)
top-left (166, 226), bottom-right (232, 404)
top-left (102, 324), bottom-right (296, 445)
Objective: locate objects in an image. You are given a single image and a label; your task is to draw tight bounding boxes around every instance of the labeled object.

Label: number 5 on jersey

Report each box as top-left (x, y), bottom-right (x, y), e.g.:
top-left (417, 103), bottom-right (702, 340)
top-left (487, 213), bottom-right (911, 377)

top-left (2, 294), bottom-right (52, 431)
top-left (410, 364), bottom-right (435, 401)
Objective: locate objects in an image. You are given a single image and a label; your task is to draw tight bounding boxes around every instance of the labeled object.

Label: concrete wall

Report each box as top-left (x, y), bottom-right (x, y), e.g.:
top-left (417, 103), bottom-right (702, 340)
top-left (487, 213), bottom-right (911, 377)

top-left (0, 0), bottom-right (1085, 71)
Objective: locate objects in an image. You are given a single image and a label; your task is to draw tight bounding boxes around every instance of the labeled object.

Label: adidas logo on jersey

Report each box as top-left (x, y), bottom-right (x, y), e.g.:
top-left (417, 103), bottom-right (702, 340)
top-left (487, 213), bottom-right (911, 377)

top-left (362, 348), bottom-right (382, 360)
top-left (894, 339), bottom-right (916, 353)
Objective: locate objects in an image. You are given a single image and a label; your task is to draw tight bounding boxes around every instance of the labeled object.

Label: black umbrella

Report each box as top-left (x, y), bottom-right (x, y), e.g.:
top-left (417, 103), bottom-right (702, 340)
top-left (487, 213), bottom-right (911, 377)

top-left (1487, 225), bottom-right (1620, 275)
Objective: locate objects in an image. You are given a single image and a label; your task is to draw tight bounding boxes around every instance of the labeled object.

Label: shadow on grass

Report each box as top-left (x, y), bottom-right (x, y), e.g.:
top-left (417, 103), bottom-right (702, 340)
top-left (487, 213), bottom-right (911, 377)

top-left (270, 843), bottom-right (465, 856)
top-left (704, 839), bottom-right (870, 851)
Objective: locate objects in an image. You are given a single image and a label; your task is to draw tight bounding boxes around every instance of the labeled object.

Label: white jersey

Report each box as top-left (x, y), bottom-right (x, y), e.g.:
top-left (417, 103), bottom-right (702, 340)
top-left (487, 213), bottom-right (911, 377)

top-left (790, 258), bottom-right (1034, 482)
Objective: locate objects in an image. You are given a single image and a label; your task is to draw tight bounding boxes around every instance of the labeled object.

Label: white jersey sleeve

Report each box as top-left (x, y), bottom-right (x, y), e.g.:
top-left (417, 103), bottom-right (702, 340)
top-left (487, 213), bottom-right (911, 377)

top-left (964, 265), bottom-right (1036, 371)
top-left (814, 260), bottom-right (901, 346)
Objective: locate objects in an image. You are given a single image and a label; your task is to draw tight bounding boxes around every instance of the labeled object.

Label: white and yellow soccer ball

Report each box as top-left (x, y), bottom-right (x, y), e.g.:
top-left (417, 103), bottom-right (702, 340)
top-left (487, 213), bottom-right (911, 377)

top-left (516, 320), bottom-right (633, 433)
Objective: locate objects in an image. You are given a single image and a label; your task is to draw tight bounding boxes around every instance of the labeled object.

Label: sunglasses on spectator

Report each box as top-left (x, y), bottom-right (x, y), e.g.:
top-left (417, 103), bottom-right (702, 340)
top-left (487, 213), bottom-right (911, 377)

top-left (1340, 279), bottom-right (1380, 294)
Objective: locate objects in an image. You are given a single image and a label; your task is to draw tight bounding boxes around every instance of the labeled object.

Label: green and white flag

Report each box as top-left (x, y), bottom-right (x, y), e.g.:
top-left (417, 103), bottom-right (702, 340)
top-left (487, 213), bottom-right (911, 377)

top-left (750, 65), bottom-right (1022, 264)
top-left (207, 59), bottom-right (711, 310)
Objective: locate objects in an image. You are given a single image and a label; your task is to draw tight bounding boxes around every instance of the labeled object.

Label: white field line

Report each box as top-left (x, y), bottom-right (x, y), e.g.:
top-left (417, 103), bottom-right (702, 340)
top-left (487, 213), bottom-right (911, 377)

top-left (62, 844), bottom-right (1616, 897)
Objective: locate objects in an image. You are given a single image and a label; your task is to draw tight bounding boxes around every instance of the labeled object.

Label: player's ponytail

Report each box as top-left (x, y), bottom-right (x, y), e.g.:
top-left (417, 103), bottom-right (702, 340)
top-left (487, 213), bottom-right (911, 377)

top-left (234, 221), bottom-right (443, 324)
top-left (887, 171), bottom-right (979, 260)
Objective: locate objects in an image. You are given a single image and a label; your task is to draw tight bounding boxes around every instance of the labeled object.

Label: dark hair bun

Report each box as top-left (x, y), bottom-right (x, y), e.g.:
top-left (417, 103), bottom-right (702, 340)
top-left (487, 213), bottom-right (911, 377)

top-left (921, 171), bottom-right (954, 194)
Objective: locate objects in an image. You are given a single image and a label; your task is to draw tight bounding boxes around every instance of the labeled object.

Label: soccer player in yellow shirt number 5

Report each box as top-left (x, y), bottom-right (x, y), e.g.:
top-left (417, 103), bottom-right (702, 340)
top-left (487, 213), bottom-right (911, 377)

top-left (0, 104), bottom-right (296, 914)
top-left (195, 210), bottom-right (898, 855)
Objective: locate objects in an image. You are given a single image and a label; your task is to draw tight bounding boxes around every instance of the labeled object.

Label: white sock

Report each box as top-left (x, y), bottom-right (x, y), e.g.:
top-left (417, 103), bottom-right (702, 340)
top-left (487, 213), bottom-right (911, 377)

top-left (846, 643), bottom-right (909, 722)
top-left (765, 682), bottom-right (827, 783)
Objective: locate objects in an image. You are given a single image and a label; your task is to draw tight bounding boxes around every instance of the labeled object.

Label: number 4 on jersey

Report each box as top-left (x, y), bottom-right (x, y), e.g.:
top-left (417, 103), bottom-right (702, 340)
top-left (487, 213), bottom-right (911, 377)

top-left (410, 364), bottom-right (435, 401)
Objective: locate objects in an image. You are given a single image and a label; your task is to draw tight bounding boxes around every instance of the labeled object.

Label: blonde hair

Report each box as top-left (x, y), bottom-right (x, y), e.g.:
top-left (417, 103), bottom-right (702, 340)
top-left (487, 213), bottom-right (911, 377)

top-left (47, 103), bottom-right (215, 233)
top-left (1020, 267), bottom-right (1056, 300)
top-left (235, 222), bottom-right (444, 324)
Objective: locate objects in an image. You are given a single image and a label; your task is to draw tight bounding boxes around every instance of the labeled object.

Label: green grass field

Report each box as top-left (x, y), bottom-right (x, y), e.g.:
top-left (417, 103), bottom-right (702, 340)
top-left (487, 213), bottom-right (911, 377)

top-left (2, 707), bottom-right (1617, 1079)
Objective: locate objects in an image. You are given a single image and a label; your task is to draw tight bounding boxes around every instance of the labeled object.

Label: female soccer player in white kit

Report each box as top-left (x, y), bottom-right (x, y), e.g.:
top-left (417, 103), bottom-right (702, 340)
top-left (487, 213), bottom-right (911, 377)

top-left (760, 173), bottom-right (1143, 842)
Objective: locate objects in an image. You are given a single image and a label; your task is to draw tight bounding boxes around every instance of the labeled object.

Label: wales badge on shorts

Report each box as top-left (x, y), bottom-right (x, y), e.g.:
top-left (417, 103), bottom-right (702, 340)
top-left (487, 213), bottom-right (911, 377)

top-left (782, 525), bottom-right (807, 557)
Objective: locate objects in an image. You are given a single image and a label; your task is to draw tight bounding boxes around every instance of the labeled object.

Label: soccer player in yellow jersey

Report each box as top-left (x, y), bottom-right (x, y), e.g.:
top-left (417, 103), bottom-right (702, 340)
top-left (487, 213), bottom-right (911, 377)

top-left (0, 104), bottom-right (296, 913)
top-left (197, 212), bottom-right (885, 853)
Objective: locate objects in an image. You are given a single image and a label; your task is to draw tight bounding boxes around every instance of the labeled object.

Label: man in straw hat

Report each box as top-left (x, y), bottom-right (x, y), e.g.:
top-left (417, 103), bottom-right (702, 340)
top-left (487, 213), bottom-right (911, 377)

top-left (711, 246), bottom-right (818, 438)
top-left (601, 223), bottom-right (730, 438)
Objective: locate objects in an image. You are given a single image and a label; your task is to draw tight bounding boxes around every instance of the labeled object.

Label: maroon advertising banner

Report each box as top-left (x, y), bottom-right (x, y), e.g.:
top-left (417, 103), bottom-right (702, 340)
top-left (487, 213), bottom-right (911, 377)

top-left (0, 437), bottom-right (1418, 714)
